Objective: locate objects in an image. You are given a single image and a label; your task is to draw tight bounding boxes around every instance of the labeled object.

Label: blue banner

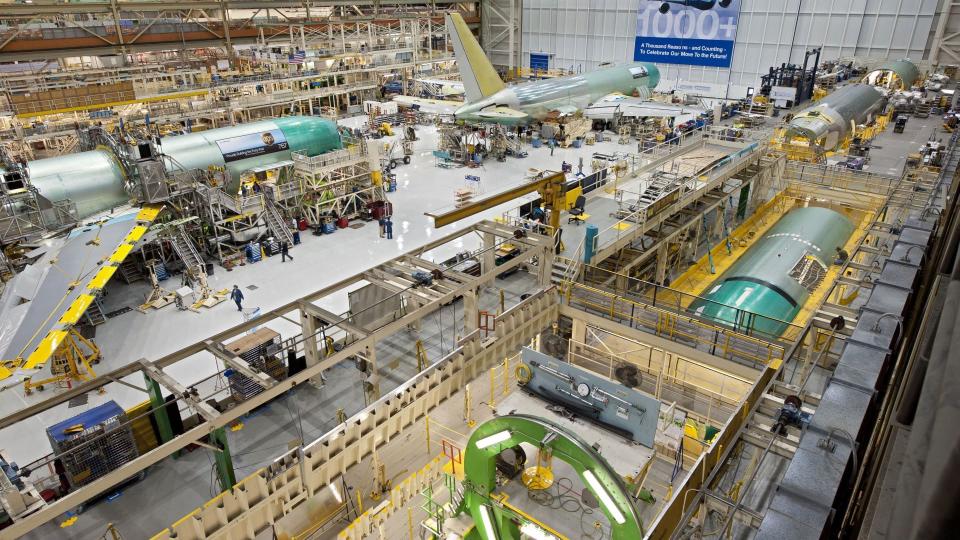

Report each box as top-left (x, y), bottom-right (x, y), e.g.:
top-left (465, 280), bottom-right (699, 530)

top-left (633, 0), bottom-right (741, 68)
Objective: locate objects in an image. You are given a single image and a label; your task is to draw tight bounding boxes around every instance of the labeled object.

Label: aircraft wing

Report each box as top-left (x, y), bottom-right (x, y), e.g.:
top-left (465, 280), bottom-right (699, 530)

top-left (475, 107), bottom-right (529, 122)
top-left (584, 94), bottom-right (704, 120)
top-left (392, 95), bottom-right (462, 115)
top-left (0, 205), bottom-right (164, 380)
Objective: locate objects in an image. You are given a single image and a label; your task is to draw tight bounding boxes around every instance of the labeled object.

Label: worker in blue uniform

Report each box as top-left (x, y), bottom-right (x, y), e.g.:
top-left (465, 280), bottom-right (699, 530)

top-left (231, 285), bottom-right (244, 311)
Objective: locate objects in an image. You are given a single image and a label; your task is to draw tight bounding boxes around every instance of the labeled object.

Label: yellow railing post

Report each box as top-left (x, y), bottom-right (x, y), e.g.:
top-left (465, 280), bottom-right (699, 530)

top-left (502, 357), bottom-right (510, 396)
top-left (489, 368), bottom-right (495, 408)
top-left (425, 415), bottom-right (431, 455)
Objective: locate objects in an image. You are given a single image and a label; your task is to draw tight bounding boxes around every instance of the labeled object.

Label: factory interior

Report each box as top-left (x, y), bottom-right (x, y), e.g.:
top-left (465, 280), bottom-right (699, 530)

top-left (1, 1), bottom-right (959, 539)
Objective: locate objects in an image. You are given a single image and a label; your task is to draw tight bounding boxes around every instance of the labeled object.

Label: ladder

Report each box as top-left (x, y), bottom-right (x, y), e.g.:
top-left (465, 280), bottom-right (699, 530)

top-left (118, 259), bottom-right (143, 283)
top-left (169, 225), bottom-right (204, 275)
top-left (263, 198), bottom-right (294, 246)
top-left (83, 296), bottom-right (107, 326)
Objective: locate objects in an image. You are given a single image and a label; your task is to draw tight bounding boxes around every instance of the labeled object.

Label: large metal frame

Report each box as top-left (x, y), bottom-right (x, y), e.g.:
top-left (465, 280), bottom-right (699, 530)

top-left (0, 2), bottom-right (473, 61)
top-left (0, 219), bottom-right (554, 538)
top-left (461, 414), bottom-right (646, 539)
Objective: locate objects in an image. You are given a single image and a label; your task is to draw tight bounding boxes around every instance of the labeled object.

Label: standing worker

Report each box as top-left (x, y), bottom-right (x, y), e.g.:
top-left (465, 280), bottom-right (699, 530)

top-left (548, 138), bottom-right (555, 156)
top-left (231, 285), bottom-right (244, 311)
top-left (384, 217), bottom-right (394, 240)
top-left (281, 241), bottom-right (293, 262)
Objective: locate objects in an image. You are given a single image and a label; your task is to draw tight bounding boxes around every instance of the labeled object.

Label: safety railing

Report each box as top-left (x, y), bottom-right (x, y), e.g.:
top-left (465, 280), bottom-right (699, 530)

top-left (582, 265), bottom-right (805, 345)
top-left (565, 282), bottom-right (792, 369)
top-left (783, 160), bottom-right (901, 197)
top-left (566, 340), bottom-right (751, 428)
top-left (593, 138), bottom-right (764, 255)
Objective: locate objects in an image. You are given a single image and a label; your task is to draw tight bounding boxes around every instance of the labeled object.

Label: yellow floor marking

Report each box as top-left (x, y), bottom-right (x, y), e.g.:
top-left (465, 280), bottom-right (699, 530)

top-left (613, 222), bottom-right (632, 231)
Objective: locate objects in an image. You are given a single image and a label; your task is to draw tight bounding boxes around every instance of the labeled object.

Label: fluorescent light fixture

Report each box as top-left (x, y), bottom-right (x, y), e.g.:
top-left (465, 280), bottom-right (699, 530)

top-left (520, 521), bottom-right (557, 540)
top-left (475, 430), bottom-right (511, 450)
top-left (583, 470), bottom-right (626, 525)
top-left (328, 482), bottom-right (342, 503)
top-left (478, 504), bottom-right (497, 540)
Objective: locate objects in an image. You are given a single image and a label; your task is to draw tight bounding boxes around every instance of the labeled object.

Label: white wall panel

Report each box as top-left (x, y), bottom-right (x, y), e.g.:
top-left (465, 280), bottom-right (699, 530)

top-left (520, 0), bottom-right (939, 97)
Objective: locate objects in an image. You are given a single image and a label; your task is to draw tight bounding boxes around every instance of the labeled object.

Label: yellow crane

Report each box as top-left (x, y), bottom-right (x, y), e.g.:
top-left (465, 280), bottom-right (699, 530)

top-left (425, 171), bottom-right (567, 234)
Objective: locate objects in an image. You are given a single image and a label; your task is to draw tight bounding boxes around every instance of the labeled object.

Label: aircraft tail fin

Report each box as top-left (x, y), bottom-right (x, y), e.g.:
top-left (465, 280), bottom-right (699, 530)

top-left (446, 13), bottom-right (505, 102)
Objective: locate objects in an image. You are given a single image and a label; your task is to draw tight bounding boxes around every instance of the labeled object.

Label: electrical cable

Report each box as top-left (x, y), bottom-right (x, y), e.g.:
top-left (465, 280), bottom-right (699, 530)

top-left (524, 476), bottom-right (609, 540)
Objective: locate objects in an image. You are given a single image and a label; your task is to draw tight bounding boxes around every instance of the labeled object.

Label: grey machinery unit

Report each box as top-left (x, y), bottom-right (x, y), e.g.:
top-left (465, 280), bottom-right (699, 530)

top-left (784, 84), bottom-right (887, 152)
top-left (519, 347), bottom-right (660, 448)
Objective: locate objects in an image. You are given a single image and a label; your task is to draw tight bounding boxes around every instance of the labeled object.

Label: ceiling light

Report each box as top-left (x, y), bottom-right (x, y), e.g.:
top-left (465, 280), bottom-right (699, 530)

top-left (475, 430), bottom-right (511, 449)
top-left (582, 469), bottom-right (626, 524)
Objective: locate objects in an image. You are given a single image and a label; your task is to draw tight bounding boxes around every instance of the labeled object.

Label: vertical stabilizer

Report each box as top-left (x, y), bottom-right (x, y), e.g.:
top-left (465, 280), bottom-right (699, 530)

top-left (446, 13), bottom-right (505, 102)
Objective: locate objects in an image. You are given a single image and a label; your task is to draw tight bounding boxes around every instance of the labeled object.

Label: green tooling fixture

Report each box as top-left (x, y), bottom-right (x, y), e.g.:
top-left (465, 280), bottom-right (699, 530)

top-left (143, 373), bottom-right (175, 448)
top-left (210, 427), bottom-right (236, 491)
top-left (459, 414), bottom-right (645, 540)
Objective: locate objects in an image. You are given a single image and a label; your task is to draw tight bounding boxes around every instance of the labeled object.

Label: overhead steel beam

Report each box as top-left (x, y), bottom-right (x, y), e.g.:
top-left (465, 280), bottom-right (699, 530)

top-left (0, 221), bottom-right (545, 538)
top-left (298, 302), bottom-right (368, 338)
top-left (0, 221), bottom-right (490, 429)
top-left (204, 340), bottom-right (277, 389)
top-left (0, 1), bottom-right (462, 16)
top-left (139, 360), bottom-right (221, 422)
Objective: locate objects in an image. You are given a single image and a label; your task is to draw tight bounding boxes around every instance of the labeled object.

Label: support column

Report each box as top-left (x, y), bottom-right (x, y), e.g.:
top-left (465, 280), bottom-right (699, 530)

top-left (362, 344), bottom-right (380, 404)
top-left (481, 232), bottom-right (496, 274)
top-left (143, 373), bottom-right (174, 446)
top-left (571, 317), bottom-right (587, 344)
top-left (210, 427), bottom-right (237, 491)
top-left (655, 243), bottom-right (668, 285)
top-left (464, 287), bottom-right (479, 333)
top-left (539, 244), bottom-right (554, 288)
top-left (299, 306), bottom-right (319, 368)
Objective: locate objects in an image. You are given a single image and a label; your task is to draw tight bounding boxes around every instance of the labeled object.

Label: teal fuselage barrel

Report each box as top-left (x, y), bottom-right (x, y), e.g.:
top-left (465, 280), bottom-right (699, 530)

top-left (159, 116), bottom-right (342, 194)
top-left (21, 116), bottom-right (342, 218)
top-left (690, 207), bottom-right (854, 337)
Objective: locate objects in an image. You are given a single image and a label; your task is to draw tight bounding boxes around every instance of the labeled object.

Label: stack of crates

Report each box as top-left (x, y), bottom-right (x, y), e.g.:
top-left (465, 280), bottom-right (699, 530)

top-left (46, 401), bottom-right (140, 490)
top-left (224, 328), bottom-right (286, 401)
top-left (246, 242), bottom-right (262, 263)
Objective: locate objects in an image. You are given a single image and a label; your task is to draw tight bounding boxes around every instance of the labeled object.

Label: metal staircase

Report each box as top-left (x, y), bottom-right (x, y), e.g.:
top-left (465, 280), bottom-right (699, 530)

top-left (551, 257), bottom-right (577, 286)
top-left (263, 198), bottom-right (294, 246)
top-left (169, 225), bottom-right (204, 274)
top-left (118, 259), bottom-right (144, 283)
top-left (83, 296), bottom-right (107, 326)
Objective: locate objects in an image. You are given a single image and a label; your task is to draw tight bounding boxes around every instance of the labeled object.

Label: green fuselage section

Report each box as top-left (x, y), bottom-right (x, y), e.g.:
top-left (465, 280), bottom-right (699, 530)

top-left (454, 62), bottom-right (660, 125)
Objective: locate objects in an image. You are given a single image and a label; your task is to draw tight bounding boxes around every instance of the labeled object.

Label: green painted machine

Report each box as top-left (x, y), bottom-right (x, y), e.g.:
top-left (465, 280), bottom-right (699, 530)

top-left (690, 206), bottom-right (854, 337)
top-left (458, 414), bottom-right (645, 540)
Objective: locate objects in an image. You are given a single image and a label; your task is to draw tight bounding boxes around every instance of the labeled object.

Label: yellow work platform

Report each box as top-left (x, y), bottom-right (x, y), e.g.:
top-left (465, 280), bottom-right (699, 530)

top-left (669, 192), bottom-right (876, 329)
top-left (670, 192), bottom-right (794, 302)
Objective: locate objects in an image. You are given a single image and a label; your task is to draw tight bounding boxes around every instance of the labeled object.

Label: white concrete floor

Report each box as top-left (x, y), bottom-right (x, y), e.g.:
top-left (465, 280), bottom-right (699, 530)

top-left (0, 123), bottom-right (637, 464)
top-left (0, 121), bottom-right (648, 537)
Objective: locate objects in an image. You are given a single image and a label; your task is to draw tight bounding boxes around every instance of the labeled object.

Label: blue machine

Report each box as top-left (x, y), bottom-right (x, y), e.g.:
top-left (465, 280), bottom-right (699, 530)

top-left (519, 348), bottom-right (660, 448)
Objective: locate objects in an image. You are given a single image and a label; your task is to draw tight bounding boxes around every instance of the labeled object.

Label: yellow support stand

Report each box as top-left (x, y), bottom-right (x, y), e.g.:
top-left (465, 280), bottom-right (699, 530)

top-left (23, 328), bottom-right (100, 395)
top-left (521, 446), bottom-right (555, 490)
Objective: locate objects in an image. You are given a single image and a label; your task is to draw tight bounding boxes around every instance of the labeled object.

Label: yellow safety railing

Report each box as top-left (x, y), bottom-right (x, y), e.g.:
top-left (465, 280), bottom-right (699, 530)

top-left (567, 283), bottom-right (789, 367)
